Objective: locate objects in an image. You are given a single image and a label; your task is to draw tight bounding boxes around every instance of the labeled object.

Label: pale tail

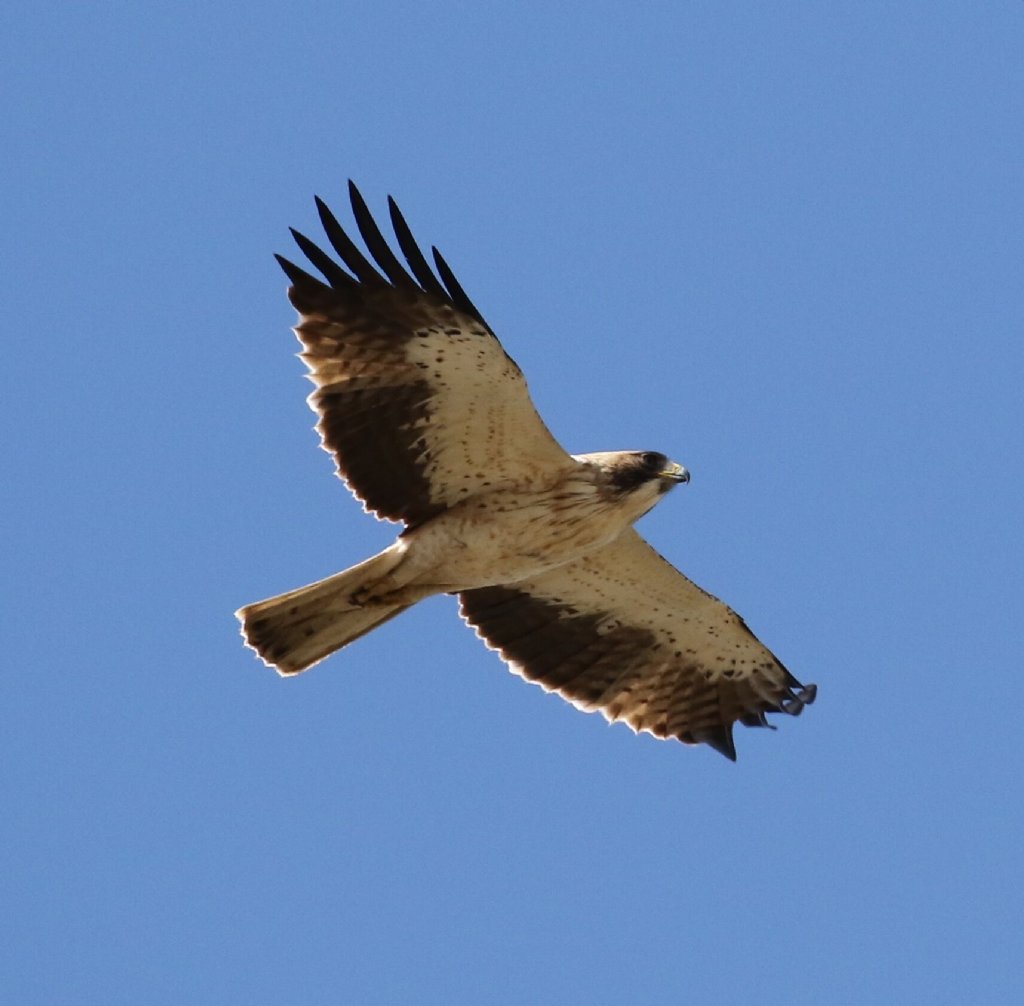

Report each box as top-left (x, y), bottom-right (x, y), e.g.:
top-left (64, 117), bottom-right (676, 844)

top-left (236, 548), bottom-right (411, 675)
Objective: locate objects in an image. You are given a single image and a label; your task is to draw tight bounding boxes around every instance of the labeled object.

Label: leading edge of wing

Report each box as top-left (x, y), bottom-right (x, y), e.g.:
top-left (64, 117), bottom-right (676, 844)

top-left (274, 180), bottom-right (489, 329)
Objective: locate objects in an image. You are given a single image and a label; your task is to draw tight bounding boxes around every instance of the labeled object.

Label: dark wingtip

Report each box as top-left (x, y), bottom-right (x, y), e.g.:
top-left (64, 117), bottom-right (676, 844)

top-left (739, 709), bottom-right (777, 730)
top-left (274, 252), bottom-right (323, 288)
top-left (282, 184), bottom-right (488, 325)
top-left (313, 192), bottom-right (382, 285)
top-left (432, 245), bottom-right (487, 326)
top-left (386, 194), bottom-right (449, 298)
top-left (289, 227), bottom-right (354, 288)
top-left (695, 724), bottom-right (738, 761)
top-left (274, 252), bottom-right (303, 284)
top-left (780, 681), bottom-right (818, 716)
top-left (346, 182), bottom-right (418, 288)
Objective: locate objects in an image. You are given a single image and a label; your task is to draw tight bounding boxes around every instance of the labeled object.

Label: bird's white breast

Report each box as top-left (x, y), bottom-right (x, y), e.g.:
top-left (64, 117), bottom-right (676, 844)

top-left (404, 475), bottom-right (636, 591)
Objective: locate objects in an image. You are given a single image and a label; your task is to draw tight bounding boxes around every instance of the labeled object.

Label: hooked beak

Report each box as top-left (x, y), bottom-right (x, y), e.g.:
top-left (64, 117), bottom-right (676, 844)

top-left (659, 462), bottom-right (690, 484)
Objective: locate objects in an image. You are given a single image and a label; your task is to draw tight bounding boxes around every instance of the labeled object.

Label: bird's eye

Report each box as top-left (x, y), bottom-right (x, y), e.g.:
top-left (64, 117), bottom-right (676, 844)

top-left (641, 452), bottom-right (664, 469)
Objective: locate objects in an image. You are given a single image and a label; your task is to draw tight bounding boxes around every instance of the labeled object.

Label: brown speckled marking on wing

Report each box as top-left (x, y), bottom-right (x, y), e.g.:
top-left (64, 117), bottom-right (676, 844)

top-left (276, 183), bottom-right (570, 528)
top-left (459, 528), bottom-right (816, 761)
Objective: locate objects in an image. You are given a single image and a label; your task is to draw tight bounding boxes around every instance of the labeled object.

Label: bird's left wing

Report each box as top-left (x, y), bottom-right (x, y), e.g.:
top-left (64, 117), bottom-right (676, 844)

top-left (276, 182), bottom-right (573, 529)
top-left (459, 528), bottom-right (815, 760)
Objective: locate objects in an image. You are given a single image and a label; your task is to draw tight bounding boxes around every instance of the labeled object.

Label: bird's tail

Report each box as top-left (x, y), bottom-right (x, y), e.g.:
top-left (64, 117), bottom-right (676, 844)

top-left (236, 547), bottom-right (413, 675)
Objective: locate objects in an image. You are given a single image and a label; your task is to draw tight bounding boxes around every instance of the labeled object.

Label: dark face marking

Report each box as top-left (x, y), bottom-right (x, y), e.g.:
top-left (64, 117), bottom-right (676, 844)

top-left (608, 451), bottom-right (668, 493)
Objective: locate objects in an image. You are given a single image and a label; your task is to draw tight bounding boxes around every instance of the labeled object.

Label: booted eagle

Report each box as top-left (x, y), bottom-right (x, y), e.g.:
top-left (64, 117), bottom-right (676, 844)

top-left (236, 182), bottom-right (816, 761)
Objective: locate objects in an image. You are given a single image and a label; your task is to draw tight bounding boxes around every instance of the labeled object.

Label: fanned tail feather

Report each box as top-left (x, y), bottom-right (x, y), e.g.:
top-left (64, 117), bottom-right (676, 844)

top-left (236, 548), bottom-right (411, 674)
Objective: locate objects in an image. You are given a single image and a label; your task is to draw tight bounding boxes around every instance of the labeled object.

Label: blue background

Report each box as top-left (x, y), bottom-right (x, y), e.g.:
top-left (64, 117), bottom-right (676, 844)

top-left (3, 2), bottom-right (1022, 1002)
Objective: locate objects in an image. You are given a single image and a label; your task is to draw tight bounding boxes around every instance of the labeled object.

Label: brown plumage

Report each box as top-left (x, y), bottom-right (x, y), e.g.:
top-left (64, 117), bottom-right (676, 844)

top-left (236, 182), bottom-right (816, 761)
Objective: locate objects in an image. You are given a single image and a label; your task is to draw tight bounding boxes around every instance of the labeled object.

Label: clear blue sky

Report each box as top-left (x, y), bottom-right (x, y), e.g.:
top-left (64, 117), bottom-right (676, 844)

top-left (3, 2), bottom-right (1022, 1003)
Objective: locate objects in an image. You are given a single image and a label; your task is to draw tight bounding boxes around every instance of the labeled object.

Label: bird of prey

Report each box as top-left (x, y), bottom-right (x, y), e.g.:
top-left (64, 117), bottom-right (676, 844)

top-left (236, 182), bottom-right (816, 760)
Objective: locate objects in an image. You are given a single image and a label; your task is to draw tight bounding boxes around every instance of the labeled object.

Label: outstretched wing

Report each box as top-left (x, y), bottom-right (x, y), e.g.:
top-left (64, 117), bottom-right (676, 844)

top-left (459, 528), bottom-right (816, 761)
top-left (276, 181), bottom-right (572, 528)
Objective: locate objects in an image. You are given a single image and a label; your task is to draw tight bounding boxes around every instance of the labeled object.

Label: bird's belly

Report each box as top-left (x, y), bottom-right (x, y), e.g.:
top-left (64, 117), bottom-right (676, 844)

top-left (409, 489), bottom-right (626, 589)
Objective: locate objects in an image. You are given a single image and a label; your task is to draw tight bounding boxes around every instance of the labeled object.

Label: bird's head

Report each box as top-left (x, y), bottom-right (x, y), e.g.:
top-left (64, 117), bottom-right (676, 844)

top-left (574, 450), bottom-right (690, 519)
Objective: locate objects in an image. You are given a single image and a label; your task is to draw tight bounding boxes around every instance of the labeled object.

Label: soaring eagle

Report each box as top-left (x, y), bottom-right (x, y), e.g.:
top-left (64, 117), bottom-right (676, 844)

top-left (236, 182), bottom-right (816, 760)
